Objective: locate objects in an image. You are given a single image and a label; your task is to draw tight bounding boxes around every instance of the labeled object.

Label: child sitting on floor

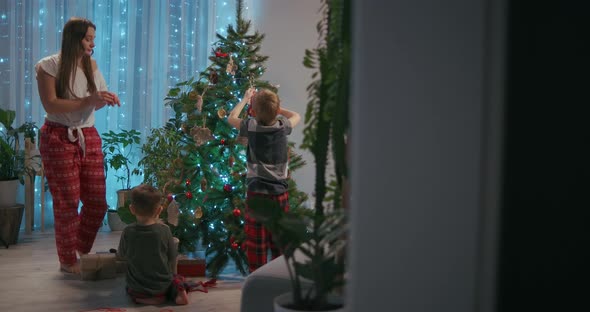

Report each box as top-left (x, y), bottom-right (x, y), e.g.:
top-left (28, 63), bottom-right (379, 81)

top-left (116, 184), bottom-right (189, 305)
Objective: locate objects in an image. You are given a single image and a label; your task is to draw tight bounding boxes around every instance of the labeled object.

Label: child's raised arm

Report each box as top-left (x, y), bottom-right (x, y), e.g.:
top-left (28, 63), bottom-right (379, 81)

top-left (279, 107), bottom-right (301, 127)
top-left (228, 88), bottom-right (255, 129)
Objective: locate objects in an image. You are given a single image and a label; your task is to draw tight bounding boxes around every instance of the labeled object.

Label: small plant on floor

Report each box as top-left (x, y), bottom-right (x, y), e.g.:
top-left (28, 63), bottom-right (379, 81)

top-left (102, 129), bottom-right (142, 190)
top-left (247, 198), bottom-right (347, 310)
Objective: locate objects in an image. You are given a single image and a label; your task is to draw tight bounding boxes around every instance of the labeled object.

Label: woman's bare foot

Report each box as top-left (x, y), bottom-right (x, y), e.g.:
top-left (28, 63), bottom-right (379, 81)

top-left (175, 289), bottom-right (189, 305)
top-left (135, 297), bottom-right (166, 305)
top-left (60, 262), bottom-right (81, 274)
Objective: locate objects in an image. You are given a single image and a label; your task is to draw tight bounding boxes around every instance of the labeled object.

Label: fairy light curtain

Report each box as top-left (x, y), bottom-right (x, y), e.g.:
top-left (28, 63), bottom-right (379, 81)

top-left (0, 0), bottom-right (245, 228)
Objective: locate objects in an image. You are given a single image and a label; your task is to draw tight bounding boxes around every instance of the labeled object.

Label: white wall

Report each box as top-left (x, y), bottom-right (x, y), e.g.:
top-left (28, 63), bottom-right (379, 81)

top-left (247, 0), bottom-right (322, 200)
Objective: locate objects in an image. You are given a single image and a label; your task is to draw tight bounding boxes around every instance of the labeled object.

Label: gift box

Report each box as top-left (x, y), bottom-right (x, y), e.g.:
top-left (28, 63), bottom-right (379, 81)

top-left (176, 255), bottom-right (206, 277)
top-left (80, 253), bottom-right (118, 280)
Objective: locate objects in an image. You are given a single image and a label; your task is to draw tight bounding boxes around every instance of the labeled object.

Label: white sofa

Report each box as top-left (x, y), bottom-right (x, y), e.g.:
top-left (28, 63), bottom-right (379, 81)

top-left (240, 253), bottom-right (312, 312)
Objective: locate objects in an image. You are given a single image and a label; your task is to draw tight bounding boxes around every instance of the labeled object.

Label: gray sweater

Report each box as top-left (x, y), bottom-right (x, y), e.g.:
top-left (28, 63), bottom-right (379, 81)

top-left (117, 223), bottom-right (177, 295)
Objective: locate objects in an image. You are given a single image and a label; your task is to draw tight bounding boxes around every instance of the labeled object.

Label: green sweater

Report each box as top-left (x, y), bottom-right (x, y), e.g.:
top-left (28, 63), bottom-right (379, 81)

top-left (117, 223), bottom-right (177, 295)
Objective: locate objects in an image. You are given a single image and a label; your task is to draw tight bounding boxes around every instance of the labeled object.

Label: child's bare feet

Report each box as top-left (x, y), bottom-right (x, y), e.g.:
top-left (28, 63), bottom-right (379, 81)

top-left (135, 297), bottom-right (166, 305)
top-left (60, 262), bottom-right (81, 274)
top-left (175, 289), bottom-right (189, 305)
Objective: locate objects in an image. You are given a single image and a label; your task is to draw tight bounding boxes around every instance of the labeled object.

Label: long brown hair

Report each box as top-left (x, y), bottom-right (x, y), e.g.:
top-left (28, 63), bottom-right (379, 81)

top-left (57, 17), bottom-right (97, 98)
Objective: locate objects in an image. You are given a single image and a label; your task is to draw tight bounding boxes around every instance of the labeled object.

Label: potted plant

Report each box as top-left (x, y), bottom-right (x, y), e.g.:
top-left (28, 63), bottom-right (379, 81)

top-left (0, 108), bottom-right (38, 206)
top-left (101, 129), bottom-right (142, 231)
top-left (247, 199), bottom-right (347, 311)
top-left (0, 108), bottom-right (38, 245)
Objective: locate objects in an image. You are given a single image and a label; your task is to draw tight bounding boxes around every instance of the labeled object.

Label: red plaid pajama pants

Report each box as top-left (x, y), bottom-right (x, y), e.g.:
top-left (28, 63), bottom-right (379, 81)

top-left (39, 120), bottom-right (108, 266)
top-left (245, 191), bottom-right (290, 273)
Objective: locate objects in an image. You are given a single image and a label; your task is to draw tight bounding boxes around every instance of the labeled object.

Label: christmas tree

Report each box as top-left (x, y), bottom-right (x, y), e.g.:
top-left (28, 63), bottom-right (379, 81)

top-left (139, 0), bottom-right (307, 277)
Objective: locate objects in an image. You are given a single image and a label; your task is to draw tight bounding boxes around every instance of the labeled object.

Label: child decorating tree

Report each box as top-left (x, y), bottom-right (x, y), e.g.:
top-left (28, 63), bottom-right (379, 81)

top-left (228, 88), bottom-right (301, 272)
top-left (116, 184), bottom-right (189, 305)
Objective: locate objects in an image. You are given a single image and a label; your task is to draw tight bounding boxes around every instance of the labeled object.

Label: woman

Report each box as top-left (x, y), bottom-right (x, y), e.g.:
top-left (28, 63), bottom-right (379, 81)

top-left (35, 17), bottom-right (120, 274)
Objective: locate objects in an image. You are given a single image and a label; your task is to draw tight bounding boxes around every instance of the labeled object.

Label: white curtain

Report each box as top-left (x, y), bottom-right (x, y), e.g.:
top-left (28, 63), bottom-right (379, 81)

top-left (0, 0), bottom-right (249, 228)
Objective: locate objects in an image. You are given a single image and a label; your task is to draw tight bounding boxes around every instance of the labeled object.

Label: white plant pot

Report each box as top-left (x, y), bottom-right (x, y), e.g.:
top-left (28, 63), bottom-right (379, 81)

top-left (0, 179), bottom-right (19, 207)
top-left (107, 210), bottom-right (127, 231)
top-left (274, 292), bottom-right (344, 312)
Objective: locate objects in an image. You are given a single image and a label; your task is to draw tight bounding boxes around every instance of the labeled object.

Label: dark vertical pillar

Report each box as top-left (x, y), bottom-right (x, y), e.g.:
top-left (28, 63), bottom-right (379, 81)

top-left (498, 1), bottom-right (590, 310)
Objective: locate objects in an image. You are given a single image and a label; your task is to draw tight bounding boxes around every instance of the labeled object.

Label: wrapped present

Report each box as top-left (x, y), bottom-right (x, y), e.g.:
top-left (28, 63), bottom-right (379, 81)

top-left (176, 255), bottom-right (206, 277)
top-left (80, 253), bottom-right (117, 280)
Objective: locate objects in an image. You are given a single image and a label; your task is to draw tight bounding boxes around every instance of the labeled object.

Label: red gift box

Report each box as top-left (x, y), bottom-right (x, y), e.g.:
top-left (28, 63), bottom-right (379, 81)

top-left (176, 256), bottom-right (206, 277)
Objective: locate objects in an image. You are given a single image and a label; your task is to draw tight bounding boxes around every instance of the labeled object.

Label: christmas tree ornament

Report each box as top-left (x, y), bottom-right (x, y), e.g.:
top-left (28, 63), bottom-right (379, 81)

top-left (217, 108), bottom-right (227, 119)
top-left (209, 70), bottom-right (218, 84)
top-left (167, 199), bottom-right (180, 226)
top-left (214, 48), bottom-right (229, 58)
top-left (195, 206), bottom-right (203, 219)
top-left (226, 55), bottom-right (237, 75)
top-left (196, 95), bottom-right (203, 112)
top-left (167, 193), bottom-right (174, 202)
top-left (232, 208), bottom-right (241, 217)
top-left (200, 177), bottom-right (208, 192)
top-left (188, 90), bottom-right (199, 100)
top-left (185, 191), bottom-right (193, 199)
top-left (191, 126), bottom-right (213, 147)
top-left (195, 86), bottom-right (209, 112)
top-left (231, 242), bottom-right (238, 250)
top-left (228, 155), bottom-right (235, 167)
top-left (247, 103), bottom-right (254, 117)
top-left (223, 184), bottom-right (232, 192)
top-left (186, 179), bottom-right (191, 186)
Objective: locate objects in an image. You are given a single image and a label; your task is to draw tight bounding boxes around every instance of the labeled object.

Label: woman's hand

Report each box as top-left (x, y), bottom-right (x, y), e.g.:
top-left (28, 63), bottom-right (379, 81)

top-left (86, 91), bottom-right (121, 109)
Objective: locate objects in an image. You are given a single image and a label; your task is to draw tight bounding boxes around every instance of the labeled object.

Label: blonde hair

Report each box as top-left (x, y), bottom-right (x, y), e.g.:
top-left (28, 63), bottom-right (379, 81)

top-left (130, 184), bottom-right (162, 217)
top-left (253, 89), bottom-right (280, 125)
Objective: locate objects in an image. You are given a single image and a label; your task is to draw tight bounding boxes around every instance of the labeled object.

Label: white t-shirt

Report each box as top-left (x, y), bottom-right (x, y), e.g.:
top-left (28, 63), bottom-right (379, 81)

top-left (35, 54), bottom-right (108, 155)
top-left (35, 53), bottom-right (108, 127)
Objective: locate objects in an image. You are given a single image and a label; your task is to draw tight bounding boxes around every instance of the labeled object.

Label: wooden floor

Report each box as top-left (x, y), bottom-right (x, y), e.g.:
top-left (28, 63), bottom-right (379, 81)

top-left (0, 226), bottom-right (244, 312)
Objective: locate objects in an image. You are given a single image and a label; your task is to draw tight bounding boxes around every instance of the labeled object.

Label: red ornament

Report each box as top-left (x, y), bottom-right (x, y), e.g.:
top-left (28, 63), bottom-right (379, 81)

top-left (185, 179), bottom-right (191, 186)
top-left (247, 104), bottom-right (255, 117)
top-left (232, 208), bottom-right (241, 217)
top-left (185, 191), bottom-right (193, 199)
top-left (167, 194), bottom-right (174, 202)
top-left (209, 70), bottom-right (218, 84)
top-left (214, 48), bottom-right (229, 58)
top-left (231, 242), bottom-right (238, 250)
top-left (221, 139), bottom-right (226, 145)
top-left (223, 184), bottom-right (232, 192)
